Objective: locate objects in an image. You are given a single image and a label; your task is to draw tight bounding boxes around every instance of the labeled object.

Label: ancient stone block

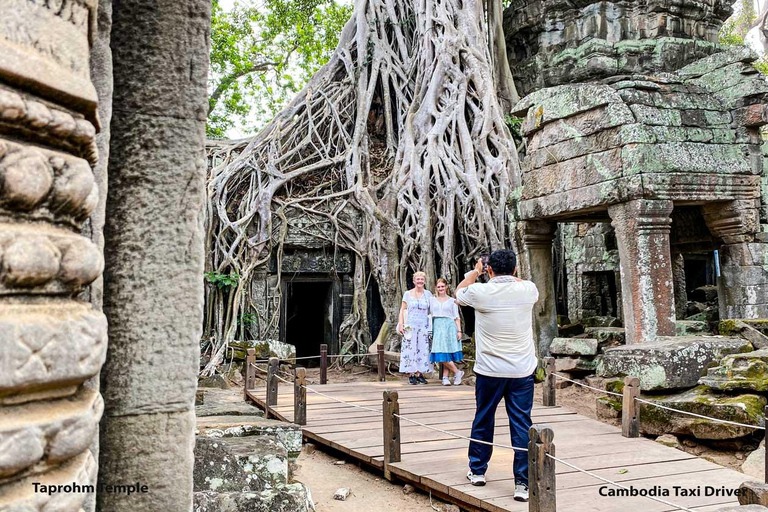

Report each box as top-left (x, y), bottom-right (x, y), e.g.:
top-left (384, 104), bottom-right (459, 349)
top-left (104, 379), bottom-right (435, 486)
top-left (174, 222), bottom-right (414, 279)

top-left (739, 481), bottom-right (768, 506)
top-left (640, 386), bottom-right (765, 439)
top-left (699, 349), bottom-right (768, 392)
top-left (584, 327), bottom-right (626, 350)
top-left (675, 320), bottom-right (709, 335)
top-left (550, 337), bottom-right (598, 356)
top-left (194, 485), bottom-right (314, 512)
top-left (0, 388), bottom-right (102, 478)
top-left (0, 302), bottom-right (107, 400)
top-left (599, 336), bottom-right (752, 390)
top-left (555, 356), bottom-right (598, 372)
top-left (196, 416), bottom-right (303, 458)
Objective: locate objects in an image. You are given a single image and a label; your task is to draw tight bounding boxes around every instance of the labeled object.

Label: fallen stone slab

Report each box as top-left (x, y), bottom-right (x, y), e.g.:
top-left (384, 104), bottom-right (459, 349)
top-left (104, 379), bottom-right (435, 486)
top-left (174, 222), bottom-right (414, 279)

top-left (740, 481), bottom-right (768, 506)
top-left (194, 484), bottom-right (314, 512)
top-left (598, 336), bottom-right (752, 391)
top-left (196, 416), bottom-right (302, 458)
top-left (194, 436), bottom-right (287, 493)
top-left (550, 337), bottom-right (598, 356)
top-left (675, 320), bottom-right (710, 336)
top-left (555, 356), bottom-right (598, 373)
top-left (639, 386), bottom-right (765, 440)
top-left (584, 327), bottom-right (625, 351)
top-left (699, 349), bottom-right (768, 392)
top-left (720, 319), bottom-right (768, 350)
top-left (743, 442), bottom-right (766, 481)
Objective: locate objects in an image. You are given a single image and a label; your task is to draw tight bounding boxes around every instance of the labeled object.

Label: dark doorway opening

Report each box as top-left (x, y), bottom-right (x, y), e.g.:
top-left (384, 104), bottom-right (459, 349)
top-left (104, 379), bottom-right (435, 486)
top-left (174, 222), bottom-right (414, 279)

top-left (283, 280), bottom-right (334, 365)
top-left (366, 277), bottom-right (386, 342)
top-left (684, 254), bottom-right (716, 293)
top-left (581, 271), bottom-right (618, 318)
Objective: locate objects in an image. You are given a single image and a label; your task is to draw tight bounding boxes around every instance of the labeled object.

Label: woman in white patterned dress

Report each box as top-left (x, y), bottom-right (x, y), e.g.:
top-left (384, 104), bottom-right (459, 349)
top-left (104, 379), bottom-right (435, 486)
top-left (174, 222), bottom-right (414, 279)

top-left (396, 271), bottom-right (433, 385)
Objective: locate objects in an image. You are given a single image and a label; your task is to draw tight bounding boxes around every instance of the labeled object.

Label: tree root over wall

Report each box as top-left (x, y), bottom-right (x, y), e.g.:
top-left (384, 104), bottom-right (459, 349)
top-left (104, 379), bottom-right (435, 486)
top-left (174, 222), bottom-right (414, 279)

top-left (203, 0), bottom-right (522, 375)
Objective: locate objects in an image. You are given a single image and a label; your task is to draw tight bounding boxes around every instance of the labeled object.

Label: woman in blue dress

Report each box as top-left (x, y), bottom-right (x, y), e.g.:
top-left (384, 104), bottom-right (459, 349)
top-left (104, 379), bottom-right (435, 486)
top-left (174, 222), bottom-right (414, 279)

top-left (396, 271), bottom-right (433, 385)
top-left (429, 278), bottom-right (464, 385)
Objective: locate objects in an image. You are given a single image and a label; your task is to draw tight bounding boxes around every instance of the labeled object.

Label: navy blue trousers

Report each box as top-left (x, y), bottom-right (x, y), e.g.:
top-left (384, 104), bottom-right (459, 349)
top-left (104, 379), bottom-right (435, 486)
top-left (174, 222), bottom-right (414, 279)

top-left (468, 372), bottom-right (534, 485)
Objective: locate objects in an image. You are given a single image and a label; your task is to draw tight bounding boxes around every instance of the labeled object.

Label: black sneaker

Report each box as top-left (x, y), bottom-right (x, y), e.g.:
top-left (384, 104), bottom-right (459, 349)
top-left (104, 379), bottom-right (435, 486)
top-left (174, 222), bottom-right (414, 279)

top-left (417, 375), bottom-right (428, 385)
top-left (409, 375), bottom-right (418, 385)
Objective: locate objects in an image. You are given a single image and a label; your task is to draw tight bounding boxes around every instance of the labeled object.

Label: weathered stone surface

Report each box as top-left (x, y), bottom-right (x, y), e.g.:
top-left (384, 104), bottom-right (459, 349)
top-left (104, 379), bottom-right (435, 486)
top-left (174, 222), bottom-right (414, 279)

top-left (721, 320), bottom-right (768, 349)
top-left (599, 336), bottom-right (752, 390)
top-left (555, 356), bottom-right (598, 373)
top-left (0, 388), bottom-right (102, 478)
top-left (691, 285), bottom-right (719, 303)
top-left (740, 481), bottom-right (768, 506)
top-left (196, 416), bottom-right (302, 458)
top-left (655, 434), bottom-right (681, 449)
top-left (596, 396), bottom-right (622, 420)
top-left (584, 327), bottom-right (626, 350)
top-left (715, 505), bottom-right (768, 512)
top-left (700, 350), bottom-right (768, 392)
top-left (743, 444), bottom-right (766, 481)
top-left (194, 485), bottom-right (314, 512)
top-left (0, 302), bottom-right (108, 400)
top-left (559, 323), bottom-right (585, 337)
top-left (550, 337), bottom-right (598, 356)
top-left (640, 386), bottom-right (765, 439)
top-left (98, 2), bottom-right (211, 510)
top-left (675, 320), bottom-right (710, 336)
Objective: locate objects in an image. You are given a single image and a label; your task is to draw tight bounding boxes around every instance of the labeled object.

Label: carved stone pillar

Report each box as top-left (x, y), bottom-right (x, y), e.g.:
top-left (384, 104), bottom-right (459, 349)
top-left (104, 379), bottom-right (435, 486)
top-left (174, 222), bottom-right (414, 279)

top-left (0, 2), bottom-right (106, 510)
top-left (98, 1), bottom-right (211, 511)
top-left (703, 200), bottom-right (768, 318)
top-left (608, 200), bottom-right (676, 344)
top-left (522, 221), bottom-right (558, 356)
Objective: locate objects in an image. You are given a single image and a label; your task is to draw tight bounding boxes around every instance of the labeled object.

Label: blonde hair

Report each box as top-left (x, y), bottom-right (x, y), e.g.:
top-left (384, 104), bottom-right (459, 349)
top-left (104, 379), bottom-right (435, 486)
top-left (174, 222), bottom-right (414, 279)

top-left (435, 277), bottom-right (451, 296)
top-left (413, 271), bottom-right (427, 279)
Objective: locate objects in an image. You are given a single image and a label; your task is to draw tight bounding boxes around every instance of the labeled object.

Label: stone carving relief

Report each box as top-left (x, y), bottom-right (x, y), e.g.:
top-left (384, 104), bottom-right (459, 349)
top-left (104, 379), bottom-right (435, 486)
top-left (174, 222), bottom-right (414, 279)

top-left (0, 1), bottom-right (104, 510)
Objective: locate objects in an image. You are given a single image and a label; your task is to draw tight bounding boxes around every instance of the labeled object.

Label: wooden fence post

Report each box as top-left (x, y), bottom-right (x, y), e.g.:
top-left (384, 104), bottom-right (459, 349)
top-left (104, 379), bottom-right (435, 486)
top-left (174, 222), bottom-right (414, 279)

top-left (529, 425), bottom-right (556, 512)
top-left (377, 344), bottom-right (386, 382)
top-left (245, 349), bottom-right (256, 402)
top-left (543, 357), bottom-right (556, 407)
top-left (382, 390), bottom-right (401, 481)
top-left (320, 344), bottom-right (328, 385)
top-left (266, 357), bottom-right (279, 418)
top-left (622, 376), bottom-right (640, 438)
top-left (294, 367), bottom-right (307, 426)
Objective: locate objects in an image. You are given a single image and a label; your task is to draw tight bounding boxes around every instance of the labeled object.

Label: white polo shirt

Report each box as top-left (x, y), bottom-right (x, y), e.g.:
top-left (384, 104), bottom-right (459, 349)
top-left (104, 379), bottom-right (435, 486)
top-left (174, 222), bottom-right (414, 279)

top-left (456, 277), bottom-right (539, 378)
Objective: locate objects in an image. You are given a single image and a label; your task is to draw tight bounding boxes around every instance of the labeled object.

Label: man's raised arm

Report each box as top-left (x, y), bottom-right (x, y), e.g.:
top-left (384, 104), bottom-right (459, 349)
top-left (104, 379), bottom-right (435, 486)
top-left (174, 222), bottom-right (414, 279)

top-left (455, 258), bottom-right (484, 305)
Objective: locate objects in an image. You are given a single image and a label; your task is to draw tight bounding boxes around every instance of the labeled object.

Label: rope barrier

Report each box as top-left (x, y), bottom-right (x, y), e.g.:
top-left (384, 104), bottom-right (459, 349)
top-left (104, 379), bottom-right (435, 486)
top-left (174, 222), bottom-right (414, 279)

top-left (253, 353), bottom-right (366, 363)
top-left (552, 372), bottom-right (765, 430)
top-left (634, 397), bottom-right (766, 430)
top-left (392, 412), bottom-right (528, 451)
top-left (552, 373), bottom-right (623, 397)
top-left (545, 453), bottom-right (697, 512)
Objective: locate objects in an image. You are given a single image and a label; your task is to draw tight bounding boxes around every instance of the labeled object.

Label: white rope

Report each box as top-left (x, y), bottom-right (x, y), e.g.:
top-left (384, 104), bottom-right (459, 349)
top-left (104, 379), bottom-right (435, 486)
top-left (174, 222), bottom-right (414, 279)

top-left (253, 353), bottom-right (367, 363)
top-left (545, 453), bottom-right (696, 512)
top-left (393, 412), bottom-right (528, 452)
top-left (552, 373), bottom-right (623, 397)
top-left (634, 397), bottom-right (765, 430)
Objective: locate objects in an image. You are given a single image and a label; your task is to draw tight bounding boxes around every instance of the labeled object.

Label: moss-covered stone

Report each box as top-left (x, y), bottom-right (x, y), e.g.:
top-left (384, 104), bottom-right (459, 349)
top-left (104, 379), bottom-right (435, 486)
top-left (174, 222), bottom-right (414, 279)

top-left (584, 327), bottom-right (625, 351)
top-left (639, 386), bottom-right (766, 439)
top-left (699, 349), bottom-right (768, 392)
top-left (600, 336), bottom-right (753, 391)
top-left (550, 337), bottom-right (598, 356)
top-left (596, 396), bottom-right (622, 420)
top-left (675, 320), bottom-right (710, 336)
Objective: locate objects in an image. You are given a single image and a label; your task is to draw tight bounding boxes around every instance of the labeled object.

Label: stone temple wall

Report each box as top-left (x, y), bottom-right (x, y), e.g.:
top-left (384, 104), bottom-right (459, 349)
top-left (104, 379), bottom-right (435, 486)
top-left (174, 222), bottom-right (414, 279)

top-left (0, 1), bottom-right (107, 509)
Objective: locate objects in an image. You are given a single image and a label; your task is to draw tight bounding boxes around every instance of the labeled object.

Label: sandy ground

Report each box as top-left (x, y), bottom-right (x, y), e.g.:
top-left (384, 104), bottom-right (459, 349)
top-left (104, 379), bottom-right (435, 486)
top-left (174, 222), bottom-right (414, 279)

top-left (294, 446), bottom-right (446, 512)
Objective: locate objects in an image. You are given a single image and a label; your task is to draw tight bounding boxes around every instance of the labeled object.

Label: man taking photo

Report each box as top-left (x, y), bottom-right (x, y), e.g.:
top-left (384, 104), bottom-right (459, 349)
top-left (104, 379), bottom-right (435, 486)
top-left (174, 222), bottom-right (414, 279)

top-left (455, 249), bottom-right (539, 502)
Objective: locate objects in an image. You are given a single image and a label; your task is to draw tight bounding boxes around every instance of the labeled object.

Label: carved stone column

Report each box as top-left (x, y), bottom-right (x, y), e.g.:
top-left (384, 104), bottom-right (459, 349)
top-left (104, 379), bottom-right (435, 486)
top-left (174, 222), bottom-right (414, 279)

top-left (98, 1), bottom-right (211, 511)
top-left (0, 1), bottom-right (106, 510)
top-left (608, 200), bottom-right (676, 344)
top-left (703, 200), bottom-right (768, 318)
top-left (522, 221), bottom-right (558, 356)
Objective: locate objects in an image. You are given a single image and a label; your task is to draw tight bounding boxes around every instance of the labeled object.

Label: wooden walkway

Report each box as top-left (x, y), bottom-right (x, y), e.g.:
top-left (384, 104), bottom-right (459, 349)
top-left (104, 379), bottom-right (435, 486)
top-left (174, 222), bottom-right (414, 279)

top-left (246, 379), bottom-right (749, 512)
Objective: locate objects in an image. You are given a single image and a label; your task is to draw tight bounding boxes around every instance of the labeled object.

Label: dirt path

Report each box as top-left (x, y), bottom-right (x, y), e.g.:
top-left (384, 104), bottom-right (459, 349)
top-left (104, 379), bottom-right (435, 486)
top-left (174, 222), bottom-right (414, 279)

top-left (294, 446), bottom-right (445, 512)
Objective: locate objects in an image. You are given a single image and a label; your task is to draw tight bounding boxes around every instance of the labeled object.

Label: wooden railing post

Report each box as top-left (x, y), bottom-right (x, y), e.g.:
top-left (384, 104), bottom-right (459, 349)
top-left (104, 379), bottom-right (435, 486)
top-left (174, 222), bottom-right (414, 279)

top-left (377, 344), bottom-right (386, 382)
top-left (294, 367), bottom-right (307, 426)
top-left (382, 390), bottom-right (401, 481)
top-left (320, 344), bottom-right (328, 385)
top-left (245, 348), bottom-right (256, 402)
top-left (622, 376), bottom-right (640, 438)
top-left (529, 425), bottom-right (556, 512)
top-left (266, 357), bottom-right (279, 418)
top-left (543, 357), bottom-right (556, 407)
